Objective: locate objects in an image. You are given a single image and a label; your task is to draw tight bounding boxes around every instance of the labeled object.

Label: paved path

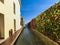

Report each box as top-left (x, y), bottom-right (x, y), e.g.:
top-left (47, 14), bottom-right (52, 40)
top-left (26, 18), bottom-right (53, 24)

top-left (14, 26), bottom-right (46, 45)
top-left (0, 28), bottom-right (22, 45)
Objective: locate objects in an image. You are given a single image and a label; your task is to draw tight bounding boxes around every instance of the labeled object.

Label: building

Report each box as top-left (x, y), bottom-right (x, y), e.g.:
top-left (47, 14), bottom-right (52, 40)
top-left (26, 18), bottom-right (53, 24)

top-left (0, 0), bottom-right (21, 40)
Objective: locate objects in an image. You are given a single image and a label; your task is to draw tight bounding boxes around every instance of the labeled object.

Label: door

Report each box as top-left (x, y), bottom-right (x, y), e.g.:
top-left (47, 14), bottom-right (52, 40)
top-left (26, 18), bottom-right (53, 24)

top-left (14, 19), bottom-right (16, 32)
top-left (0, 13), bottom-right (4, 39)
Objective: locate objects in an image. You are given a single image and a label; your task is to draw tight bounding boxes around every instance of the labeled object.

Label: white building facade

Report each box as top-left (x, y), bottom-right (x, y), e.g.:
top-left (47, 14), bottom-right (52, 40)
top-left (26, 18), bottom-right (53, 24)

top-left (0, 0), bottom-right (21, 39)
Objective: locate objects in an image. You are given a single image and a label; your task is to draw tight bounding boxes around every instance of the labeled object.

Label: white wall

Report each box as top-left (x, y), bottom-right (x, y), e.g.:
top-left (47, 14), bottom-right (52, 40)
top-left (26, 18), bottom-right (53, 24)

top-left (4, 0), bottom-right (14, 39)
top-left (0, 0), bottom-right (21, 39)
top-left (13, 0), bottom-right (21, 30)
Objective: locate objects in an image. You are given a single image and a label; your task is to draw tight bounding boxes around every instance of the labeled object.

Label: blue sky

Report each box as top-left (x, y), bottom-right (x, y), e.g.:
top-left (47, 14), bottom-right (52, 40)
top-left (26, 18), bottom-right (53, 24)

top-left (21, 0), bottom-right (58, 24)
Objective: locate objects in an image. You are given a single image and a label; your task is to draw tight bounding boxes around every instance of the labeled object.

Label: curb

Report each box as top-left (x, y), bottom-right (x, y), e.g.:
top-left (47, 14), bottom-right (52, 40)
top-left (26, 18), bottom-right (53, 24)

top-left (11, 27), bottom-right (23, 45)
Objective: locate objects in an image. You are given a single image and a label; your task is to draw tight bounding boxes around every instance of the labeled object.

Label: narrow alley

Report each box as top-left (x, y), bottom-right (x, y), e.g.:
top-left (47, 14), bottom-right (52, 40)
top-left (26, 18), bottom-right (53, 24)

top-left (14, 26), bottom-right (46, 45)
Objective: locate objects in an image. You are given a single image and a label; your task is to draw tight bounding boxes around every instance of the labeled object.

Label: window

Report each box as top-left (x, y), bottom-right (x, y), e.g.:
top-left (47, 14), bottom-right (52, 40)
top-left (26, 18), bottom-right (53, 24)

top-left (0, 0), bottom-right (4, 3)
top-left (13, 3), bottom-right (15, 14)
